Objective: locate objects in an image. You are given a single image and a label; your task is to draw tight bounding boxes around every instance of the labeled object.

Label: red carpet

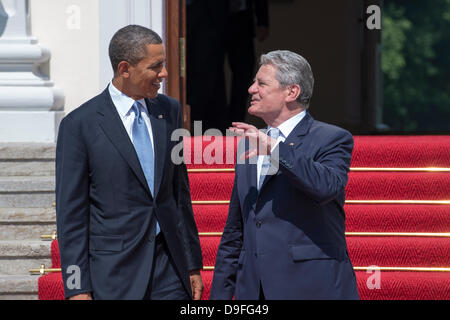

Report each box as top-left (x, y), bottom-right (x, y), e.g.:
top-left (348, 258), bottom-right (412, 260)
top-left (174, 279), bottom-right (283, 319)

top-left (38, 135), bottom-right (450, 300)
top-left (345, 204), bottom-right (450, 232)
top-left (38, 269), bottom-right (450, 301)
top-left (351, 136), bottom-right (450, 167)
top-left (183, 135), bottom-right (450, 168)
top-left (48, 234), bottom-right (450, 270)
top-left (188, 171), bottom-right (450, 201)
top-left (191, 204), bottom-right (450, 233)
top-left (198, 236), bottom-right (450, 268)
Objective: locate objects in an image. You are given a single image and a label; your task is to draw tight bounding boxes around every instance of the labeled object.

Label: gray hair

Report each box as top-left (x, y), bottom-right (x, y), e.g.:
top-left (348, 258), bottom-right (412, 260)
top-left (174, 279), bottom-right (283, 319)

top-left (109, 25), bottom-right (162, 73)
top-left (260, 50), bottom-right (314, 107)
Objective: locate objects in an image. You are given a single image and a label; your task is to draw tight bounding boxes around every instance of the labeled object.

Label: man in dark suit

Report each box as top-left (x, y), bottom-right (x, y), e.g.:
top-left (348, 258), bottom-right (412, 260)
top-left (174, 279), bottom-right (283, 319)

top-left (210, 50), bottom-right (359, 299)
top-left (226, 0), bottom-right (269, 125)
top-left (186, 0), bottom-right (229, 132)
top-left (56, 25), bottom-right (203, 300)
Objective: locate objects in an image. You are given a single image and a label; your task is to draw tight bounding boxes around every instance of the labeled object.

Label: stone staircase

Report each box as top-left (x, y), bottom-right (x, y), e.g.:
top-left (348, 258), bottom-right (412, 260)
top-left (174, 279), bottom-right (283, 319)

top-left (0, 143), bottom-right (56, 300)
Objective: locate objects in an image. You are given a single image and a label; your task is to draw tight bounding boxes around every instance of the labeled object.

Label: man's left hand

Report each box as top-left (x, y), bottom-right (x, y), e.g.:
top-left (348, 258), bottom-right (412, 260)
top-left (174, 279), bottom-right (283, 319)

top-left (189, 269), bottom-right (204, 300)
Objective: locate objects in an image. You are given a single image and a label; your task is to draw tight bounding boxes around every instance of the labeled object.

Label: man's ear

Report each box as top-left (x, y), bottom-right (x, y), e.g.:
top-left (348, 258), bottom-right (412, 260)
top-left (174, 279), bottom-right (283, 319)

top-left (117, 61), bottom-right (131, 78)
top-left (285, 84), bottom-right (301, 103)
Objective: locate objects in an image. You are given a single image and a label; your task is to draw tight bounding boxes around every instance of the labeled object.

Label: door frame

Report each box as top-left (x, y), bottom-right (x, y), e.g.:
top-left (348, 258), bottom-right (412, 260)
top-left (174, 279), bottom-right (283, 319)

top-left (165, 0), bottom-right (190, 130)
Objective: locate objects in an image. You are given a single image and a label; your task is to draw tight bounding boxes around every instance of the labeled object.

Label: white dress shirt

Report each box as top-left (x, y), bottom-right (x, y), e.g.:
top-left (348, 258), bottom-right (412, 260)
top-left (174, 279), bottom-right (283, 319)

top-left (256, 110), bottom-right (306, 188)
top-left (108, 82), bottom-right (155, 158)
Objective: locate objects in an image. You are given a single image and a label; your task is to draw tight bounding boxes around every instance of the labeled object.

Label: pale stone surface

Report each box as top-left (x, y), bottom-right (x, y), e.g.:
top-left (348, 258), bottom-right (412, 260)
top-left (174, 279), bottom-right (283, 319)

top-left (0, 0), bottom-right (64, 143)
top-left (0, 275), bottom-right (39, 293)
top-left (0, 294), bottom-right (38, 300)
top-left (0, 241), bottom-right (52, 275)
top-left (0, 111), bottom-right (64, 143)
top-left (0, 223), bottom-right (56, 240)
top-left (0, 176), bottom-right (55, 192)
top-left (0, 143), bottom-right (56, 160)
top-left (0, 207), bottom-right (56, 222)
top-left (0, 240), bottom-right (51, 257)
top-left (0, 0), bottom-right (62, 298)
top-left (0, 161), bottom-right (55, 176)
top-left (0, 207), bottom-right (56, 240)
top-left (0, 0), bottom-right (31, 40)
top-left (0, 193), bottom-right (55, 208)
top-left (0, 258), bottom-right (52, 275)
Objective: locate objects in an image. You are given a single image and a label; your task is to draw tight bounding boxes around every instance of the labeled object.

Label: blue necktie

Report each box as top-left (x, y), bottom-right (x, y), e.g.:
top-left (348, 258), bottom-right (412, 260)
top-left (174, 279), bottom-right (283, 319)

top-left (131, 102), bottom-right (160, 235)
top-left (258, 128), bottom-right (280, 190)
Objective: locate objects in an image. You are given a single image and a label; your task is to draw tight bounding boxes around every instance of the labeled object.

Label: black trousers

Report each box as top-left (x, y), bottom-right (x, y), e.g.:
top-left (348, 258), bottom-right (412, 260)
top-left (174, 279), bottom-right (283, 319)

top-left (226, 9), bottom-right (256, 125)
top-left (143, 233), bottom-right (190, 300)
top-left (186, 0), bottom-right (227, 133)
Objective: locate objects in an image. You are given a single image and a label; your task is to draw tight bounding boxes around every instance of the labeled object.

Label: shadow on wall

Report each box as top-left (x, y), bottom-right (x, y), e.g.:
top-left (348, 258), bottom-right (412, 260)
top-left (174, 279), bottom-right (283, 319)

top-left (0, 2), bottom-right (8, 36)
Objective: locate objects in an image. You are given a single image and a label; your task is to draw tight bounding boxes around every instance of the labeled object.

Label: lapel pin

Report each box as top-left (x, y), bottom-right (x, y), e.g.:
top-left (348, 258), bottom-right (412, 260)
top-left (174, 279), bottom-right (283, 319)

top-left (158, 114), bottom-right (163, 119)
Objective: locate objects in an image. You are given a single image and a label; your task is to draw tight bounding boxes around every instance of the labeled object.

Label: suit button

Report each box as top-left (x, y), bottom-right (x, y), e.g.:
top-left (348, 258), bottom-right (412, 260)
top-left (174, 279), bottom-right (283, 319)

top-left (148, 235), bottom-right (155, 243)
top-left (256, 221), bottom-right (262, 228)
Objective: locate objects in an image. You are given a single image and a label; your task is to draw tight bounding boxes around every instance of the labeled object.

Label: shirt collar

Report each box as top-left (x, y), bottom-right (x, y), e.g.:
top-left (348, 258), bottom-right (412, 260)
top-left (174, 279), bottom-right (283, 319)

top-left (108, 81), bottom-right (147, 117)
top-left (269, 110), bottom-right (306, 139)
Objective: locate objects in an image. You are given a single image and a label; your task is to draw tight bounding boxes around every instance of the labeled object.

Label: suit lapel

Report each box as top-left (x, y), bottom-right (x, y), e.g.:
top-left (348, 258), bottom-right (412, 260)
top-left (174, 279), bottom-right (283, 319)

top-left (97, 88), bottom-right (153, 197)
top-left (145, 97), bottom-right (166, 199)
top-left (258, 112), bottom-right (314, 192)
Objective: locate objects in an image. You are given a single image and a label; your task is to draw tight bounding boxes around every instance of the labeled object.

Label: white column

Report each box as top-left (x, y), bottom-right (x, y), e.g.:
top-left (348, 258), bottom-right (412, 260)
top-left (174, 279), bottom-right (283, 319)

top-left (0, 0), bottom-right (64, 142)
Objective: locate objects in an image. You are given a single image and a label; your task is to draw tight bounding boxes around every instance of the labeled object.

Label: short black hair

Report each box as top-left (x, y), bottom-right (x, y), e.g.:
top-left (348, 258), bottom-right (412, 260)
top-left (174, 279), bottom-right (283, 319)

top-left (109, 25), bottom-right (163, 73)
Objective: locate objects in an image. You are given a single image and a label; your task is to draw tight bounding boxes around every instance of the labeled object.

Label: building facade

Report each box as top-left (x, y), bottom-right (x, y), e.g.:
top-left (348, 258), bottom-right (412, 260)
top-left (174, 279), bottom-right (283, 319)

top-left (0, 0), bottom-right (165, 142)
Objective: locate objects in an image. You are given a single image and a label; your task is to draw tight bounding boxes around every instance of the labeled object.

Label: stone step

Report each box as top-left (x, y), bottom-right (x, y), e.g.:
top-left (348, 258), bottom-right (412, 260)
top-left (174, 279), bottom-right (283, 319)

top-left (0, 160), bottom-right (55, 176)
top-left (0, 240), bottom-right (51, 275)
top-left (0, 207), bottom-right (56, 222)
top-left (0, 223), bottom-right (56, 241)
top-left (0, 257), bottom-right (53, 276)
top-left (0, 275), bottom-right (39, 300)
top-left (0, 176), bottom-right (55, 207)
top-left (0, 143), bottom-right (55, 160)
top-left (0, 193), bottom-right (55, 208)
top-left (0, 176), bottom-right (55, 192)
top-left (0, 240), bottom-right (52, 257)
top-left (0, 207), bottom-right (56, 240)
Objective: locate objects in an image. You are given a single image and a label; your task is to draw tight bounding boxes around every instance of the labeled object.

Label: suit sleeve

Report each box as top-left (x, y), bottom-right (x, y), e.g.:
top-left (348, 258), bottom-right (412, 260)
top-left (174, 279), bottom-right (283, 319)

top-left (271, 127), bottom-right (354, 205)
top-left (172, 102), bottom-right (203, 271)
top-left (55, 116), bottom-right (92, 299)
top-left (210, 165), bottom-right (244, 300)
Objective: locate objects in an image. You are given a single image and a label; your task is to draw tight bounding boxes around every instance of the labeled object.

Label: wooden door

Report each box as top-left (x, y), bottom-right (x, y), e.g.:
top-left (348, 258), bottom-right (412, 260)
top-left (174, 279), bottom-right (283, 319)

top-left (165, 0), bottom-right (190, 131)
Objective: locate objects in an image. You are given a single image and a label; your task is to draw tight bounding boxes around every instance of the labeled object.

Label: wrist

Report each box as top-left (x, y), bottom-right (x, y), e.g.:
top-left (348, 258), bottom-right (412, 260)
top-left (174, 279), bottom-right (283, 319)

top-left (189, 269), bottom-right (201, 276)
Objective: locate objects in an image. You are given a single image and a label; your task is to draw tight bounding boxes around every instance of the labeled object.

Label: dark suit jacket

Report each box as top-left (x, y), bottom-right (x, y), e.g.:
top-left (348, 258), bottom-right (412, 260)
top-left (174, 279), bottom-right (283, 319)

top-left (56, 88), bottom-right (202, 300)
top-left (210, 113), bottom-right (359, 300)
